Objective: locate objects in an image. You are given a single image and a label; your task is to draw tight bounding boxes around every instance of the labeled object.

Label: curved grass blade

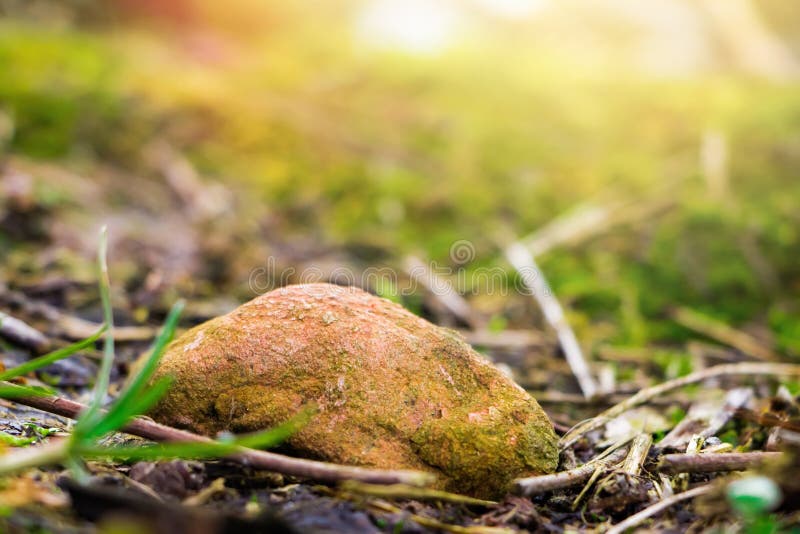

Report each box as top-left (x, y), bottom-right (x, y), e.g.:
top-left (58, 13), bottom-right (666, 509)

top-left (110, 300), bottom-right (183, 409)
top-left (79, 411), bottom-right (311, 462)
top-left (89, 226), bottom-right (115, 408)
top-left (77, 441), bottom-right (241, 462)
top-left (0, 328), bottom-right (105, 381)
top-left (76, 300), bottom-right (184, 442)
top-left (233, 407), bottom-right (315, 450)
top-left (73, 227), bottom-right (115, 433)
top-left (79, 376), bottom-right (173, 441)
top-left (0, 382), bottom-right (51, 399)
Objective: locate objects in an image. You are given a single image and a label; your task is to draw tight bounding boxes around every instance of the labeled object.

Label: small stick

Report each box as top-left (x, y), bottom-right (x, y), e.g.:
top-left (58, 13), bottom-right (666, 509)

top-left (339, 481), bottom-right (496, 507)
top-left (520, 197), bottom-right (673, 258)
top-left (0, 287), bottom-right (155, 342)
top-left (672, 307), bottom-right (779, 361)
top-left (512, 448), bottom-right (627, 496)
top-left (606, 485), bottom-right (713, 534)
top-left (766, 427), bottom-right (800, 451)
top-left (459, 329), bottom-right (547, 350)
top-left (531, 391), bottom-right (680, 407)
top-left (656, 388), bottom-right (753, 451)
top-left (0, 438), bottom-right (68, 474)
top-left (658, 452), bottom-right (782, 475)
top-left (571, 463), bottom-right (607, 510)
top-left (367, 499), bottom-right (514, 534)
top-left (3, 387), bottom-right (434, 487)
top-left (505, 243), bottom-right (598, 398)
top-left (621, 434), bottom-right (653, 476)
top-left (404, 256), bottom-right (481, 329)
top-left (0, 311), bottom-right (50, 353)
top-left (559, 363), bottom-right (800, 449)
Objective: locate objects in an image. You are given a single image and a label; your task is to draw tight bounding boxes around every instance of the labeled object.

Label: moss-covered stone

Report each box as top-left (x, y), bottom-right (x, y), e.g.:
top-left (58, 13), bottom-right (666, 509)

top-left (146, 283), bottom-right (558, 497)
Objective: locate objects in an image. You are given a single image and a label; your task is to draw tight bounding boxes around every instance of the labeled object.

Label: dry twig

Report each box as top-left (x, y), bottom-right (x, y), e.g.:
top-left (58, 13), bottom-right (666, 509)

top-left (459, 329), bottom-right (547, 350)
top-left (656, 388), bottom-right (753, 451)
top-left (658, 452), bottom-right (782, 474)
top-left (559, 363), bottom-right (800, 449)
top-left (621, 434), bottom-right (653, 477)
top-left (519, 197), bottom-right (673, 258)
top-left (367, 499), bottom-right (514, 534)
top-left (505, 243), bottom-right (598, 398)
top-left (606, 484), bottom-right (713, 534)
top-left (512, 449), bottom-right (627, 496)
top-left (0, 287), bottom-right (156, 342)
top-left (3, 386), bottom-right (434, 487)
top-left (672, 307), bottom-right (780, 361)
top-left (404, 255), bottom-right (482, 329)
top-left (339, 481), bottom-right (496, 506)
top-left (0, 311), bottom-right (50, 353)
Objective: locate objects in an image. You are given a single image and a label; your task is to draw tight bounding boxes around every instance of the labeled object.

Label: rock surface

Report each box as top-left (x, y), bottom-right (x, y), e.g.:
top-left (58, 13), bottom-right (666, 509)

top-left (146, 283), bottom-right (558, 497)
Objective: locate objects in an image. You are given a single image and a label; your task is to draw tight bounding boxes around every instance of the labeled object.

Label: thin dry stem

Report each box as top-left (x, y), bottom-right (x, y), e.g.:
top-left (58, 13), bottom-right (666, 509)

top-left (0, 286), bottom-right (155, 342)
top-left (512, 448), bottom-right (627, 496)
top-left (658, 452), bottom-right (782, 474)
top-left (559, 362), bottom-right (800, 449)
top-left (459, 329), bottom-right (546, 350)
top-left (404, 255), bottom-right (482, 329)
top-left (367, 499), bottom-right (514, 534)
top-left (520, 197), bottom-right (673, 258)
top-left (606, 485), bottom-right (713, 534)
top-left (0, 438), bottom-right (68, 475)
top-left (3, 386), bottom-right (435, 487)
top-left (339, 481), bottom-right (496, 506)
top-left (505, 242), bottom-right (598, 398)
top-left (621, 434), bottom-right (653, 476)
top-left (656, 388), bottom-right (753, 451)
top-left (672, 307), bottom-right (779, 361)
top-left (0, 311), bottom-right (50, 353)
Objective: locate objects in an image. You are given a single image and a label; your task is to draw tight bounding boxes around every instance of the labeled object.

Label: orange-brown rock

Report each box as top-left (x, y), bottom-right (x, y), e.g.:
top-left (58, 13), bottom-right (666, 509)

top-left (146, 283), bottom-right (558, 497)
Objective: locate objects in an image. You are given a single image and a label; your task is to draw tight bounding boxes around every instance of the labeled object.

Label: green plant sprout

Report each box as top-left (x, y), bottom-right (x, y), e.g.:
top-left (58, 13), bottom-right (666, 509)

top-left (0, 226), bottom-right (306, 478)
top-left (727, 475), bottom-right (783, 534)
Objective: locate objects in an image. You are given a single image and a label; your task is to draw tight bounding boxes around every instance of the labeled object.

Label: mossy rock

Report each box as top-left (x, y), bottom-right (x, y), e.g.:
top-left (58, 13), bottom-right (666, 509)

top-left (146, 283), bottom-right (558, 497)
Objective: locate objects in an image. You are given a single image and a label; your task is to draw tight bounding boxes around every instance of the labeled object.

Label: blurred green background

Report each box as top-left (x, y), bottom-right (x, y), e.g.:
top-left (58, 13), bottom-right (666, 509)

top-left (1, 0), bottom-right (798, 355)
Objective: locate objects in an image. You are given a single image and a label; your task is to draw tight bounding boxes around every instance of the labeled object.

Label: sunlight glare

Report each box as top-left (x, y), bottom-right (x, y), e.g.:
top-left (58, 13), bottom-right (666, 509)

top-left (356, 0), bottom-right (460, 54)
top-left (473, 0), bottom-right (549, 18)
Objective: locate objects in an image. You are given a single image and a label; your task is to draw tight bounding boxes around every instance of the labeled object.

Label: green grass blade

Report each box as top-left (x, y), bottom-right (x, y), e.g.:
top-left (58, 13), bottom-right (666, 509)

top-left (0, 328), bottom-right (105, 381)
top-left (64, 453), bottom-right (90, 484)
top-left (0, 431), bottom-right (36, 447)
top-left (0, 382), bottom-right (51, 398)
top-left (74, 226), bottom-right (115, 432)
top-left (233, 408), bottom-right (314, 450)
top-left (76, 299), bottom-right (183, 442)
top-left (112, 300), bottom-right (183, 408)
top-left (77, 440), bottom-right (241, 461)
top-left (78, 411), bottom-right (309, 462)
top-left (80, 376), bottom-right (173, 440)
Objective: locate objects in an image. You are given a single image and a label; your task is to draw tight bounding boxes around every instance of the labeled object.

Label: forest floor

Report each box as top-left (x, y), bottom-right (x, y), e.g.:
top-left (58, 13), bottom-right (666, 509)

top-left (2, 155), bottom-right (799, 533)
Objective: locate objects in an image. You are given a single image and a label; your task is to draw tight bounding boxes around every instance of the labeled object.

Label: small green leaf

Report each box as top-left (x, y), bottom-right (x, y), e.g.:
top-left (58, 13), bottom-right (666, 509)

top-left (0, 431), bottom-right (35, 447)
top-left (727, 476), bottom-right (782, 517)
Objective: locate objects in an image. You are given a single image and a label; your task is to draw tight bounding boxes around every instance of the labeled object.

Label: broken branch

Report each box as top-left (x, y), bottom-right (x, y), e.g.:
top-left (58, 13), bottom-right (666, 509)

top-left (3, 385), bottom-right (435, 487)
top-left (657, 452), bottom-right (782, 475)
